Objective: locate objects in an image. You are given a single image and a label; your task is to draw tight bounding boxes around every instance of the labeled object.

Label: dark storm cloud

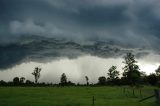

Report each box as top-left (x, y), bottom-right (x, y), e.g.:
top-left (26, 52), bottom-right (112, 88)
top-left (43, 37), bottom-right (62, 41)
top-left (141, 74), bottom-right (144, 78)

top-left (0, 0), bottom-right (160, 69)
top-left (0, 0), bottom-right (159, 47)
top-left (71, 6), bottom-right (129, 26)
top-left (0, 35), bottom-right (152, 69)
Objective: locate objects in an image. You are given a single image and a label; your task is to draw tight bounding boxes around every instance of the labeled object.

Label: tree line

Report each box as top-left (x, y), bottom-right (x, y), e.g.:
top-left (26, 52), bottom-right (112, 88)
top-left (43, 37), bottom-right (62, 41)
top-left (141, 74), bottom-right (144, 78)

top-left (0, 53), bottom-right (160, 87)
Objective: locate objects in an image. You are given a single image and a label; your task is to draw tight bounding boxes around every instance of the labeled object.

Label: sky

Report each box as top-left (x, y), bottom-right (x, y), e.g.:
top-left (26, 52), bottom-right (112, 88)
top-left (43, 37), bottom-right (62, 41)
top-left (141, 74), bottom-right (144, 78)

top-left (0, 0), bottom-right (160, 83)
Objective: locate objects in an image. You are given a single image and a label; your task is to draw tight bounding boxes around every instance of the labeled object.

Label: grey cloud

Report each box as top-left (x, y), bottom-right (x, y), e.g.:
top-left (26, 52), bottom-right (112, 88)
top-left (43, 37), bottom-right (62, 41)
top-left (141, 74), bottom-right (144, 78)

top-left (0, 35), bottom-right (154, 70)
top-left (0, 0), bottom-right (160, 69)
top-left (10, 20), bottom-right (63, 36)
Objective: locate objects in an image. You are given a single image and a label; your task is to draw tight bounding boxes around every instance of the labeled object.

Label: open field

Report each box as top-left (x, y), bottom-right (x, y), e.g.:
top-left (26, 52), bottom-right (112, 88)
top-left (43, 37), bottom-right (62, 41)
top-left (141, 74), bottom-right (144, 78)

top-left (0, 86), bottom-right (159, 106)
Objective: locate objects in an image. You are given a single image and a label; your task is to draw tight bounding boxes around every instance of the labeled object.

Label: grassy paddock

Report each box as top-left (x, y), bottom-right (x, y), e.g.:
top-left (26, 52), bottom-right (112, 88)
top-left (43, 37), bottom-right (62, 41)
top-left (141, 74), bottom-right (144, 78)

top-left (0, 86), bottom-right (159, 106)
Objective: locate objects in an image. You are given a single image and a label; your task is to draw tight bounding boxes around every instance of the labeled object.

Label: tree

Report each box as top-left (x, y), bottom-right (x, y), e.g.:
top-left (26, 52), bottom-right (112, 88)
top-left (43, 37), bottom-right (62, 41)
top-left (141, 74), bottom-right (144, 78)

top-left (98, 76), bottom-right (107, 85)
top-left (13, 77), bottom-right (20, 86)
top-left (155, 66), bottom-right (160, 76)
top-left (67, 81), bottom-right (75, 86)
top-left (107, 66), bottom-right (120, 82)
top-left (85, 76), bottom-right (89, 86)
top-left (26, 80), bottom-right (34, 86)
top-left (122, 53), bottom-right (141, 96)
top-left (140, 71), bottom-right (147, 84)
top-left (122, 53), bottom-right (141, 86)
top-left (147, 73), bottom-right (158, 85)
top-left (32, 67), bottom-right (41, 84)
top-left (0, 80), bottom-right (6, 86)
top-left (60, 73), bottom-right (67, 86)
top-left (20, 77), bottom-right (25, 84)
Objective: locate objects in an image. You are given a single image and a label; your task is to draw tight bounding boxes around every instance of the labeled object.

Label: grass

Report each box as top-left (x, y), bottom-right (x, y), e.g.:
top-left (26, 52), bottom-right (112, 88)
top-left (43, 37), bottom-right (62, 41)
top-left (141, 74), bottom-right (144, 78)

top-left (0, 86), bottom-right (159, 106)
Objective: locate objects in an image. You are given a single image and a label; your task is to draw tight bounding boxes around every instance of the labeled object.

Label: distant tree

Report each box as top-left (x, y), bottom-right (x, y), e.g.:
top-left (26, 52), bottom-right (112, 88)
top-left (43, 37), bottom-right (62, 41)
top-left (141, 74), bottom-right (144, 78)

top-left (26, 80), bottom-right (31, 84)
top-left (155, 66), bottom-right (160, 76)
top-left (107, 66), bottom-right (120, 82)
top-left (122, 53), bottom-right (141, 96)
top-left (85, 76), bottom-right (89, 86)
top-left (7, 81), bottom-right (13, 86)
top-left (77, 83), bottom-right (80, 86)
top-left (26, 80), bottom-right (34, 86)
top-left (20, 77), bottom-right (25, 84)
top-left (40, 82), bottom-right (46, 86)
top-left (155, 66), bottom-right (160, 84)
top-left (0, 80), bottom-right (6, 86)
top-left (67, 81), bottom-right (75, 86)
top-left (13, 77), bottom-right (20, 86)
top-left (140, 71), bottom-right (147, 77)
top-left (122, 53), bottom-right (141, 86)
top-left (98, 76), bottom-right (107, 85)
top-left (60, 73), bottom-right (67, 86)
top-left (32, 67), bottom-right (41, 84)
top-left (140, 71), bottom-right (147, 84)
top-left (147, 73), bottom-right (158, 85)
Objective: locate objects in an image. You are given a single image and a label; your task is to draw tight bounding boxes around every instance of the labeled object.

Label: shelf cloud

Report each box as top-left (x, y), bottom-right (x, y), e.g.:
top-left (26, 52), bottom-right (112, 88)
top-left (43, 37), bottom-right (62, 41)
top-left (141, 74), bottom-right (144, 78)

top-left (0, 0), bottom-right (160, 70)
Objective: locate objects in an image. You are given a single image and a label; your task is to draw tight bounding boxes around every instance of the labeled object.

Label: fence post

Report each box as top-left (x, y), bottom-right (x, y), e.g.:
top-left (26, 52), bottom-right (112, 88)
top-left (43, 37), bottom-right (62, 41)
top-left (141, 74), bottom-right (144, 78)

top-left (154, 89), bottom-right (160, 103)
top-left (92, 96), bottom-right (95, 106)
top-left (139, 89), bottom-right (142, 98)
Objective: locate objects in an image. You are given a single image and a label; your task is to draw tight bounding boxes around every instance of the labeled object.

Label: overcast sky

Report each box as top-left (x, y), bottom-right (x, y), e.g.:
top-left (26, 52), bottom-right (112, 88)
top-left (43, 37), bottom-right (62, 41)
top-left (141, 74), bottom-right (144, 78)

top-left (0, 0), bottom-right (160, 83)
top-left (0, 0), bottom-right (160, 48)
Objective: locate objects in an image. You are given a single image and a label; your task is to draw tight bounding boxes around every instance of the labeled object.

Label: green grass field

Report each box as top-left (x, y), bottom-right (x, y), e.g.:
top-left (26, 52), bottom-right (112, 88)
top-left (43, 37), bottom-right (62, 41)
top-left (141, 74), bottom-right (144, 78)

top-left (0, 86), bottom-right (159, 106)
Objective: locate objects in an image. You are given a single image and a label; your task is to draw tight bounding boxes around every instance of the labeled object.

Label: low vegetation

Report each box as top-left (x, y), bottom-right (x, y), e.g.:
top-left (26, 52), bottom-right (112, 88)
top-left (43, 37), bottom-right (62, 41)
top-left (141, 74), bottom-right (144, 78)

top-left (0, 86), bottom-right (159, 106)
